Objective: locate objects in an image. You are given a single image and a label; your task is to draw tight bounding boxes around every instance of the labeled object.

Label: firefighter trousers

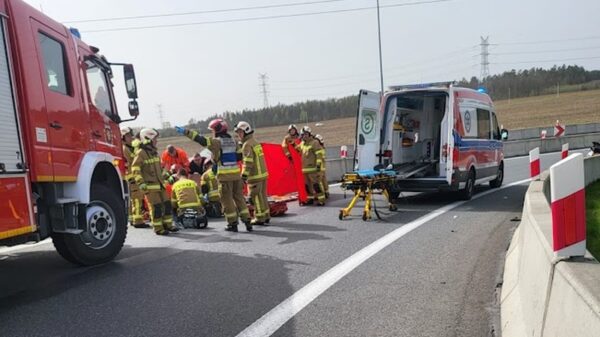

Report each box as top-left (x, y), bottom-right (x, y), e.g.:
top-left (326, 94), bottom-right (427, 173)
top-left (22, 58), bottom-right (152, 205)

top-left (129, 183), bottom-right (145, 226)
top-left (320, 171), bottom-right (329, 193)
top-left (220, 179), bottom-right (250, 225)
top-left (249, 180), bottom-right (270, 222)
top-left (304, 172), bottom-right (326, 204)
top-left (145, 189), bottom-right (176, 233)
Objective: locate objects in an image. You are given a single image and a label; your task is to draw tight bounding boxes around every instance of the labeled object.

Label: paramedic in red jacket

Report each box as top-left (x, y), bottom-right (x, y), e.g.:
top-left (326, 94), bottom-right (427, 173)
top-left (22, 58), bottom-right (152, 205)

top-left (161, 144), bottom-right (190, 172)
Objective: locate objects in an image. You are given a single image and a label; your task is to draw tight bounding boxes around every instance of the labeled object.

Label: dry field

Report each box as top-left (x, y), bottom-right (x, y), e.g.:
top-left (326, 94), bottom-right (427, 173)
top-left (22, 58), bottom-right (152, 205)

top-left (159, 89), bottom-right (600, 153)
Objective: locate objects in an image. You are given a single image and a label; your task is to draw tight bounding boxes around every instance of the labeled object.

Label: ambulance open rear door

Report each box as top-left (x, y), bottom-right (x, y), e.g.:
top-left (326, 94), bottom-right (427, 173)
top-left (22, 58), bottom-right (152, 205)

top-left (354, 89), bottom-right (381, 171)
top-left (0, 16), bottom-right (35, 241)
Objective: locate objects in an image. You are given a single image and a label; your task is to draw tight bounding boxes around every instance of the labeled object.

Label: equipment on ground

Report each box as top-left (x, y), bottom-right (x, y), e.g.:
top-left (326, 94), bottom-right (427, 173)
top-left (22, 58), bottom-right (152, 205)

top-left (178, 208), bottom-right (208, 229)
top-left (339, 170), bottom-right (398, 221)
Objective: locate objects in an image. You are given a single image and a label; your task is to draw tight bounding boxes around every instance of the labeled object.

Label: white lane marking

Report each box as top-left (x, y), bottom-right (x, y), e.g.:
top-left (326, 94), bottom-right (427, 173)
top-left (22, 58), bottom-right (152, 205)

top-left (236, 177), bottom-right (532, 337)
top-left (0, 238), bottom-right (51, 255)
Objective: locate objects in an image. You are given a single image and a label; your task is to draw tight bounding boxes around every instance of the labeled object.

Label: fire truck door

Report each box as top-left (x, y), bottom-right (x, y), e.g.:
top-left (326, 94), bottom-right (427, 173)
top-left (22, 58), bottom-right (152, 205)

top-left (0, 17), bottom-right (35, 238)
top-left (32, 20), bottom-right (87, 181)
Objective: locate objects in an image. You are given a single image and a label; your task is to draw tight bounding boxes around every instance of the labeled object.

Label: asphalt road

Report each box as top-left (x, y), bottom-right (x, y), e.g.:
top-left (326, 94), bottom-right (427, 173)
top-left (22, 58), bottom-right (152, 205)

top-left (0, 150), bottom-right (581, 337)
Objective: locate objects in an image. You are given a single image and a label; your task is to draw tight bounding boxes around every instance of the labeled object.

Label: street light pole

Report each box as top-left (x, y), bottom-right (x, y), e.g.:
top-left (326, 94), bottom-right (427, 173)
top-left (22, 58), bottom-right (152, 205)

top-left (376, 0), bottom-right (385, 97)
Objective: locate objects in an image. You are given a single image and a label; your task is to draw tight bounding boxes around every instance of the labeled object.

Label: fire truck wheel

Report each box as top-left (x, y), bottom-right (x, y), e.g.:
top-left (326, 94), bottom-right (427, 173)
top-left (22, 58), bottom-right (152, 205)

top-left (459, 168), bottom-right (475, 200)
top-left (489, 163), bottom-right (504, 188)
top-left (51, 233), bottom-right (79, 264)
top-left (62, 185), bottom-right (127, 266)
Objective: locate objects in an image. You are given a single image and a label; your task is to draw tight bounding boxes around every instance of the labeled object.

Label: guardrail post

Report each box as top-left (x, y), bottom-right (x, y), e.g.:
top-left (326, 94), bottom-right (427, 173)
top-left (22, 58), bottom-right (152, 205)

top-left (561, 143), bottom-right (569, 159)
top-left (530, 147), bottom-right (541, 180)
top-left (549, 153), bottom-right (586, 257)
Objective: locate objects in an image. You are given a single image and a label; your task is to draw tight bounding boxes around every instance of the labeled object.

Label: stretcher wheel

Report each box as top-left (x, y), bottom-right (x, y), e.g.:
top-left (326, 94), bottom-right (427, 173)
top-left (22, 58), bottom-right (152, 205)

top-left (389, 204), bottom-right (398, 212)
top-left (362, 211), bottom-right (368, 221)
top-left (338, 210), bottom-right (344, 220)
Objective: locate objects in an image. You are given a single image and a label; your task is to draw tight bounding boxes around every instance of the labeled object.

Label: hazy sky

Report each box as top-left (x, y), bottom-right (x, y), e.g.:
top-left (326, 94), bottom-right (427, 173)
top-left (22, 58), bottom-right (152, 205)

top-left (23, 0), bottom-right (600, 129)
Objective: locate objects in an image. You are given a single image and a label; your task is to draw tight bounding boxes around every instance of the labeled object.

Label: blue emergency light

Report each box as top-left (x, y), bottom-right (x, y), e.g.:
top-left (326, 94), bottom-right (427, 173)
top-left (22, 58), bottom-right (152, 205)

top-left (69, 27), bottom-right (81, 39)
top-left (477, 87), bottom-right (487, 94)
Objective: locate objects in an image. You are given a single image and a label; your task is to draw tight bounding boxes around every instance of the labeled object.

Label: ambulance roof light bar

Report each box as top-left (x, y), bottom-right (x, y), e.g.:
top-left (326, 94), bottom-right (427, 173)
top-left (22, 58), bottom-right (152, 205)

top-left (388, 81), bottom-right (456, 91)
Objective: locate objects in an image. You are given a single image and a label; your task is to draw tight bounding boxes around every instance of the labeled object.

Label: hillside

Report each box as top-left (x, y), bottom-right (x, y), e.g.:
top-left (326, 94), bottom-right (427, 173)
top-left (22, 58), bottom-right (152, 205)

top-left (159, 88), bottom-right (600, 154)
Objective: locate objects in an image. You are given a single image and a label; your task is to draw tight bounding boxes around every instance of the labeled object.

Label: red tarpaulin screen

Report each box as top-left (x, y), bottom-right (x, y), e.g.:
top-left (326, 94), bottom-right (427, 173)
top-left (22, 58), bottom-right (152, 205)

top-left (262, 143), bottom-right (307, 202)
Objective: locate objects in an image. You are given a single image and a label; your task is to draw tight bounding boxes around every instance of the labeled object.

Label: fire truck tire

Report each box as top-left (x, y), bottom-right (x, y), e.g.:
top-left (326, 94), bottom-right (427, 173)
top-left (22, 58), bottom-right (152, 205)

top-left (459, 168), bottom-right (475, 200)
top-left (51, 233), bottom-right (80, 264)
top-left (489, 162), bottom-right (504, 188)
top-left (61, 185), bottom-right (127, 266)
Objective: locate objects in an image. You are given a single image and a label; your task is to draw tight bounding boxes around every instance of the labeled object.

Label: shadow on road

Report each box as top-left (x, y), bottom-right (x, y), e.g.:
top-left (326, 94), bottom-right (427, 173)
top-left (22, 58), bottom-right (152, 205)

top-left (0, 247), bottom-right (298, 337)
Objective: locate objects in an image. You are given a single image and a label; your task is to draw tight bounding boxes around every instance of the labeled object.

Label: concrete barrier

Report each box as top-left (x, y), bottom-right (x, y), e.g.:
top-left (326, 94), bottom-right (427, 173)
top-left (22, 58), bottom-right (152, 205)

top-left (501, 155), bottom-right (600, 337)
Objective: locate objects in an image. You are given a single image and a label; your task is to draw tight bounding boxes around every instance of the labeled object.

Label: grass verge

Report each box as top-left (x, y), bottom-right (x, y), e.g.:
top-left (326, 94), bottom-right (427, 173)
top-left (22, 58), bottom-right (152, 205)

top-left (586, 180), bottom-right (600, 260)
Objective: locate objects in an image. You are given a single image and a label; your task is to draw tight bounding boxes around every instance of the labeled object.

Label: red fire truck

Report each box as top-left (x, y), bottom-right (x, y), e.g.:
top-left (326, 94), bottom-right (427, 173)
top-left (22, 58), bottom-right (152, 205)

top-left (0, 0), bottom-right (139, 265)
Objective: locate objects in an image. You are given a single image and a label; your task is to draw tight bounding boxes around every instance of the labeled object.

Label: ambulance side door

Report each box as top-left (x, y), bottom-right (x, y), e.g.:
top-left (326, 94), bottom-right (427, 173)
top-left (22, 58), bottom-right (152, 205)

top-left (354, 89), bottom-right (381, 171)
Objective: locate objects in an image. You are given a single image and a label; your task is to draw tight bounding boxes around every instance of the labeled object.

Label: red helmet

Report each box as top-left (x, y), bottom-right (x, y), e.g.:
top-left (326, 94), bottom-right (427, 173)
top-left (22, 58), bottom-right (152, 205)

top-left (208, 118), bottom-right (228, 133)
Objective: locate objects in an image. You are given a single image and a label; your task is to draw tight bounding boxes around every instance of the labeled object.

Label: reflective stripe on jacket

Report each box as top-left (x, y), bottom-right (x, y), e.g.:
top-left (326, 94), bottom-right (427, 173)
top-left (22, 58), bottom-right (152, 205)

top-left (241, 135), bottom-right (268, 183)
top-left (131, 143), bottom-right (166, 188)
top-left (171, 178), bottom-right (202, 209)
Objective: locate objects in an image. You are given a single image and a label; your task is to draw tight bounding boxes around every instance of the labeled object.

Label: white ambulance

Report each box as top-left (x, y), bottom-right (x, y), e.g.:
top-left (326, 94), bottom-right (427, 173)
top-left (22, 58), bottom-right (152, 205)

top-left (354, 83), bottom-right (508, 200)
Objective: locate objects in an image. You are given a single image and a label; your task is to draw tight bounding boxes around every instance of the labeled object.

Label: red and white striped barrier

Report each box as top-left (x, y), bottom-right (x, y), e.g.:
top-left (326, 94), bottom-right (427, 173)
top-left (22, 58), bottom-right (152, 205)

top-left (340, 145), bottom-right (348, 159)
top-left (561, 143), bottom-right (569, 159)
top-left (540, 130), bottom-right (547, 139)
top-left (549, 153), bottom-right (586, 257)
top-left (529, 147), bottom-right (540, 180)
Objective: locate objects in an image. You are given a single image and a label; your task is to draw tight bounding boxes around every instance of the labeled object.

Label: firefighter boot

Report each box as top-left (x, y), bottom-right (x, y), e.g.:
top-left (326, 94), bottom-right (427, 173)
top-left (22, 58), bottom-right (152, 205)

top-left (244, 219), bottom-right (254, 232)
top-left (225, 222), bottom-right (239, 232)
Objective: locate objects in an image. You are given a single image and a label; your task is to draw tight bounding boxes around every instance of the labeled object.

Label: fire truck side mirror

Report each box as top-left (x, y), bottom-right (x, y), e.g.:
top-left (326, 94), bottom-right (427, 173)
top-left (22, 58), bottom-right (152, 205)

top-left (123, 64), bottom-right (138, 99)
top-left (128, 100), bottom-right (139, 117)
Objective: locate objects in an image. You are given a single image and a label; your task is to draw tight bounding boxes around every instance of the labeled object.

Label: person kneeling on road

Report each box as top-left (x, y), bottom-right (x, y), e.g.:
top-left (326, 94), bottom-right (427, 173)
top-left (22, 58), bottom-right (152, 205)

top-left (131, 128), bottom-right (179, 235)
top-left (171, 168), bottom-right (207, 228)
top-left (175, 119), bottom-right (253, 232)
top-left (235, 121), bottom-right (271, 226)
top-left (201, 160), bottom-right (222, 218)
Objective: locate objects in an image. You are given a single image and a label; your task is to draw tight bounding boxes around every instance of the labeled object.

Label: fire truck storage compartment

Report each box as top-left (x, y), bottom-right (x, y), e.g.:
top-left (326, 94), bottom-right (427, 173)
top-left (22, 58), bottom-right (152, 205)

top-left (0, 16), bottom-right (33, 239)
top-left (388, 91), bottom-right (446, 178)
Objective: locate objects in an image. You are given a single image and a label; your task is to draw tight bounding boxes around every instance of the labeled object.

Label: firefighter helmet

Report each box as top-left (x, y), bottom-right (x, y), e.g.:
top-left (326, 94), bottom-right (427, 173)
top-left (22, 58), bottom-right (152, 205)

top-left (139, 128), bottom-right (159, 142)
top-left (208, 118), bottom-right (228, 133)
top-left (315, 134), bottom-right (324, 145)
top-left (301, 126), bottom-right (312, 136)
top-left (234, 121), bottom-right (253, 135)
top-left (288, 124), bottom-right (297, 132)
top-left (120, 126), bottom-right (133, 137)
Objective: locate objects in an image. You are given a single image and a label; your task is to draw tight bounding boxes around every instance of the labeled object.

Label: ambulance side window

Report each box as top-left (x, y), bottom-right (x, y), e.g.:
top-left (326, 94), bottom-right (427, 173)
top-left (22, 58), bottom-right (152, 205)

top-left (476, 108), bottom-right (491, 139)
top-left (38, 32), bottom-right (70, 95)
top-left (491, 112), bottom-right (500, 140)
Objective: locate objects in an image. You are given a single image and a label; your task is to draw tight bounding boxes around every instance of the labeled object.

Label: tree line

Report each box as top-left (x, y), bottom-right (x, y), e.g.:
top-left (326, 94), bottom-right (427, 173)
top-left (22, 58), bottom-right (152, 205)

top-left (158, 64), bottom-right (600, 137)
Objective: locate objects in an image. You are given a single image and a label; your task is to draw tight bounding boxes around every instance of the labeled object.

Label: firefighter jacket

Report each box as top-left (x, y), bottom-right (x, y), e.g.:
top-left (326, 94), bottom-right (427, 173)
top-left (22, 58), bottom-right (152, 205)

top-left (131, 143), bottom-right (166, 191)
top-left (161, 147), bottom-right (190, 171)
top-left (185, 130), bottom-right (242, 182)
top-left (241, 134), bottom-right (269, 184)
top-left (122, 143), bottom-right (135, 182)
top-left (297, 137), bottom-right (325, 174)
top-left (201, 169), bottom-right (220, 201)
top-left (281, 134), bottom-right (299, 157)
top-left (171, 178), bottom-right (202, 210)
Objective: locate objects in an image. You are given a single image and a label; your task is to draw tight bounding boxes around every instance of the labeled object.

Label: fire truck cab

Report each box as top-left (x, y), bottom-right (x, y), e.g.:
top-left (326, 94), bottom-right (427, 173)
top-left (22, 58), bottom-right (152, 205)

top-left (355, 83), bottom-right (508, 200)
top-left (0, 0), bottom-right (139, 265)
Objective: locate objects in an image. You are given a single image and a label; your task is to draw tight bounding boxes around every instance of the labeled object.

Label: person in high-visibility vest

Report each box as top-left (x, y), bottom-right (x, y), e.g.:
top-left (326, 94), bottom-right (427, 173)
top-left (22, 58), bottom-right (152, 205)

top-left (296, 126), bottom-right (326, 206)
top-left (171, 168), bottom-right (204, 220)
top-left (131, 128), bottom-right (179, 236)
top-left (121, 126), bottom-right (148, 228)
top-left (234, 121), bottom-right (270, 226)
top-left (281, 124), bottom-right (300, 160)
top-left (176, 119), bottom-right (252, 232)
top-left (314, 134), bottom-right (329, 199)
top-left (200, 160), bottom-right (222, 218)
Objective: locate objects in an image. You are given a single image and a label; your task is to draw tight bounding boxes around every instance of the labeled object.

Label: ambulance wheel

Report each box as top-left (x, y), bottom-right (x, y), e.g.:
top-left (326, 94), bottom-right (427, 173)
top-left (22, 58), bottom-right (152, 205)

top-left (459, 169), bottom-right (475, 200)
top-left (489, 163), bottom-right (504, 188)
top-left (59, 185), bottom-right (127, 266)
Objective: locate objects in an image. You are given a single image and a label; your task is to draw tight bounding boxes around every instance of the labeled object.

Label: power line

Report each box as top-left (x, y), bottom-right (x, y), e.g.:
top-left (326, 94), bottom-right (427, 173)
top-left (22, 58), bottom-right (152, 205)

top-left (494, 45), bottom-right (600, 56)
top-left (496, 35), bottom-right (600, 46)
top-left (64, 0), bottom-right (354, 24)
top-left (492, 55), bottom-right (600, 65)
top-left (83, 0), bottom-right (454, 33)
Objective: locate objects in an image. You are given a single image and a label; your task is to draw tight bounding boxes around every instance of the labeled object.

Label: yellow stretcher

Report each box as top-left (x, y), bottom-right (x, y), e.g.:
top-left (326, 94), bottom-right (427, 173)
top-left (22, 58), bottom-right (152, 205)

top-left (339, 170), bottom-right (398, 221)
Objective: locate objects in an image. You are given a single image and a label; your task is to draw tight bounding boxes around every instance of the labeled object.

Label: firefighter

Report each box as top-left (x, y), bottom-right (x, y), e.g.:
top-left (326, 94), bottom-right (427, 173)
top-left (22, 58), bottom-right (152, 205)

top-left (201, 160), bottom-right (222, 218)
top-left (297, 126), bottom-right (326, 206)
top-left (314, 134), bottom-right (329, 199)
top-left (131, 128), bottom-right (179, 235)
top-left (281, 124), bottom-right (300, 160)
top-left (121, 126), bottom-right (148, 228)
top-left (234, 121), bottom-right (270, 226)
top-left (171, 168), bottom-right (204, 223)
top-left (176, 119), bottom-right (252, 232)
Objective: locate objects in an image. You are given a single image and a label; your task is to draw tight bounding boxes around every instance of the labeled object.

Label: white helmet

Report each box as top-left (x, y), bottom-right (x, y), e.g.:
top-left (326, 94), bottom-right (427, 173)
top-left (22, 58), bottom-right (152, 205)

top-left (288, 124), bottom-right (297, 132)
top-left (120, 126), bottom-right (133, 137)
top-left (139, 128), bottom-right (159, 142)
top-left (315, 134), bottom-right (324, 144)
top-left (301, 125), bottom-right (312, 136)
top-left (234, 121), bottom-right (253, 135)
